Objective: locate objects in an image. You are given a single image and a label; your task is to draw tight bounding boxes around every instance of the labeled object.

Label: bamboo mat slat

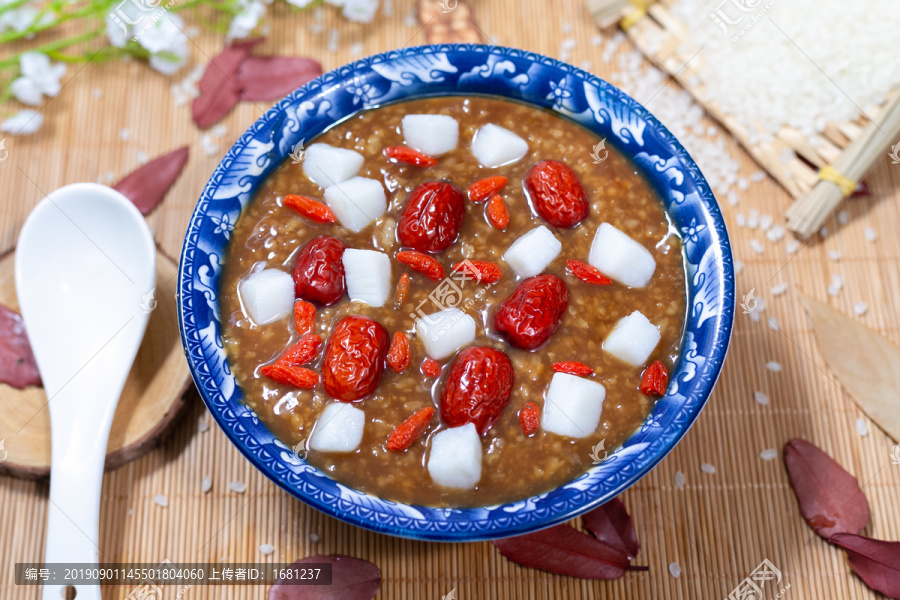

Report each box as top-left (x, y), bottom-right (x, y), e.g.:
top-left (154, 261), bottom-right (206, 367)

top-left (1, 1), bottom-right (899, 598)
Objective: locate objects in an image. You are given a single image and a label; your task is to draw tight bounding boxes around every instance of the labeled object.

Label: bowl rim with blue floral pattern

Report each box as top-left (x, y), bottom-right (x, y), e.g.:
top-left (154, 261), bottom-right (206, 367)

top-left (177, 44), bottom-right (735, 542)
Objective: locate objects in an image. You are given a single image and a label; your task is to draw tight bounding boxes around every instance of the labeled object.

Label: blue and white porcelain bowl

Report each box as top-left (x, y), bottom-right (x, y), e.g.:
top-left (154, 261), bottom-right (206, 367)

top-left (177, 45), bottom-right (735, 541)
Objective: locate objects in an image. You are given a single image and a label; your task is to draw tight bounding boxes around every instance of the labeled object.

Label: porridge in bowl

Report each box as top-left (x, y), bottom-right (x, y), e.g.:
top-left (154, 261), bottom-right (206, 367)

top-left (218, 96), bottom-right (687, 507)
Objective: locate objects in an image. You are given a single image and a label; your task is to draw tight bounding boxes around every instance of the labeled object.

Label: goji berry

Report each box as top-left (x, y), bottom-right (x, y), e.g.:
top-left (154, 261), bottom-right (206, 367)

top-left (284, 194), bottom-right (336, 224)
top-left (468, 176), bottom-right (508, 203)
top-left (396, 250), bottom-right (445, 281)
top-left (486, 194), bottom-right (509, 229)
top-left (384, 146), bottom-right (438, 167)
top-left (386, 407), bottom-right (435, 451)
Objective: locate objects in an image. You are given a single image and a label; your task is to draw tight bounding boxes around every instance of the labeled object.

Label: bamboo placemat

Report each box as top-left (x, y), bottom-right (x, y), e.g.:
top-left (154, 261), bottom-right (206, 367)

top-left (2, 1), bottom-right (900, 598)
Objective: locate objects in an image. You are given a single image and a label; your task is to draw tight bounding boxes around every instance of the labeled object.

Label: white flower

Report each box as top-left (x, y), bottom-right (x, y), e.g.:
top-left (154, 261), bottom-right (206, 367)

top-left (105, 10), bottom-right (131, 47)
top-left (138, 13), bottom-right (189, 75)
top-left (10, 52), bottom-right (66, 106)
top-left (2, 109), bottom-right (43, 135)
top-left (341, 0), bottom-right (378, 22)
top-left (227, 0), bottom-right (265, 41)
top-left (105, 0), bottom-right (159, 47)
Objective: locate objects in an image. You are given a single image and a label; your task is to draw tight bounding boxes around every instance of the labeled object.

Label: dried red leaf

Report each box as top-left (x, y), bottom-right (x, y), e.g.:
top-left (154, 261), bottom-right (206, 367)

top-left (237, 56), bottom-right (323, 102)
top-left (830, 534), bottom-right (900, 599)
top-left (192, 38), bottom-right (263, 129)
top-left (113, 146), bottom-right (189, 215)
top-left (783, 438), bottom-right (870, 539)
top-left (0, 303), bottom-right (41, 389)
top-left (582, 498), bottom-right (640, 560)
top-left (850, 180), bottom-right (870, 198)
top-left (267, 555), bottom-right (380, 600)
top-left (492, 524), bottom-right (629, 580)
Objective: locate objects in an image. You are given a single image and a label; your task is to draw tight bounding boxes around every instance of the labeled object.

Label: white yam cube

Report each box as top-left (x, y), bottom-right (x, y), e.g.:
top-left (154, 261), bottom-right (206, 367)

top-left (602, 310), bottom-right (661, 367)
top-left (323, 176), bottom-right (387, 233)
top-left (427, 423), bottom-right (482, 489)
top-left (542, 373), bottom-right (607, 438)
top-left (342, 248), bottom-right (392, 307)
top-left (302, 143), bottom-right (364, 187)
top-left (502, 225), bottom-right (562, 278)
top-left (239, 269), bottom-right (295, 325)
top-left (588, 223), bottom-right (657, 288)
top-left (470, 123), bottom-right (529, 168)
top-left (309, 403), bottom-right (365, 453)
top-left (415, 307), bottom-right (476, 360)
top-left (401, 114), bottom-right (459, 156)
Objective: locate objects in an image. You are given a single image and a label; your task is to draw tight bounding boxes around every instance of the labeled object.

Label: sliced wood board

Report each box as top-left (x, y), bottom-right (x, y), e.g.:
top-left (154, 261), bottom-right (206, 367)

top-left (0, 247), bottom-right (191, 478)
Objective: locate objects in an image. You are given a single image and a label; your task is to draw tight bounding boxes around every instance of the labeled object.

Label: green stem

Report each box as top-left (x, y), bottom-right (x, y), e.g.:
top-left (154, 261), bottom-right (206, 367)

top-left (0, 0), bottom-right (30, 18)
top-left (0, 28), bottom-right (103, 69)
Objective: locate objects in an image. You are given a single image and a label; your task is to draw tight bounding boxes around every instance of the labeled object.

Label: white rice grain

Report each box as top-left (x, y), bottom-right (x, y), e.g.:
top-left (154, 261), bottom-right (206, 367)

top-left (837, 210), bottom-right (850, 226)
top-left (759, 449), bottom-right (777, 461)
top-left (749, 171), bottom-right (766, 182)
top-left (675, 471), bottom-right (686, 489)
top-left (153, 494), bottom-right (168, 507)
top-left (669, 562), bottom-right (682, 578)
top-left (201, 476), bottom-right (212, 493)
top-left (853, 301), bottom-right (868, 316)
top-left (754, 391), bottom-right (769, 406)
top-left (770, 282), bottom-right (788, 296)
top-left (766, 225), bottom-right (785, 243)
top-left (229, 481), bottom-right (247, 494)
top-left (766, 361), bottom-right (782, 373)
top-left (700, 463), bottom-right (716, 474)
top-left (856, 418), bottom-right (869, 437)
top-left (827, 273), bottom-right (843, 297)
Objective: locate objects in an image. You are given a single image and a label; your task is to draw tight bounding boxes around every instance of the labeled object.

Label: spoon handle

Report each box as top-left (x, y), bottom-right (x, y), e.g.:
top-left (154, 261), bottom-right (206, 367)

top-left (41, 377), bottom-right (124, 600)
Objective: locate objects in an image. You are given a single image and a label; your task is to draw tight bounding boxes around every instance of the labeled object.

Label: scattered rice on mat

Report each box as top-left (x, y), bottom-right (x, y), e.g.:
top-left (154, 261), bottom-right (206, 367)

top-left (759, 449), bottom-right (777, 461)
top-left (668, 562), bottom-right (682, 578)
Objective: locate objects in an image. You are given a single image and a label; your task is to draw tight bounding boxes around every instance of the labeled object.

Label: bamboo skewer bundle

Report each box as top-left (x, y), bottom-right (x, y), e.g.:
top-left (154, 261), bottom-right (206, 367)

top-left (786, 93), bottom-right (900, 238)
top-left (586, 0), bottom-right (900, 239)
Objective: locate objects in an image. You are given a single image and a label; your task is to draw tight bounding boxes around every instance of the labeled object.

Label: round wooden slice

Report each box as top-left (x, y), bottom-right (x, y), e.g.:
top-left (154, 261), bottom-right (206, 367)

top-left (0, 246), bottom-right (192, 479)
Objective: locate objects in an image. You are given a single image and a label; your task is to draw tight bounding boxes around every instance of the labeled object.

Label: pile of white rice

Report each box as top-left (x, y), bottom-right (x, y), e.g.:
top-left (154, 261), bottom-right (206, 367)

top-left (661, 0), bottom-right (900, 143)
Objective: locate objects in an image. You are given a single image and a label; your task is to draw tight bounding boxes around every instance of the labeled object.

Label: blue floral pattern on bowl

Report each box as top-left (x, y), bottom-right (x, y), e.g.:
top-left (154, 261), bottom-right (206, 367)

top-left (177, 45), bottom-right (735, 541)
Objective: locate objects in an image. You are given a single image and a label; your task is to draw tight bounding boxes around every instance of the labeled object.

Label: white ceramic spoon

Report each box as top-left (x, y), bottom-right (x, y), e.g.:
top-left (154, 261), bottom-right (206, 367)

top-left (16, 183), bottom-right (156, 600)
